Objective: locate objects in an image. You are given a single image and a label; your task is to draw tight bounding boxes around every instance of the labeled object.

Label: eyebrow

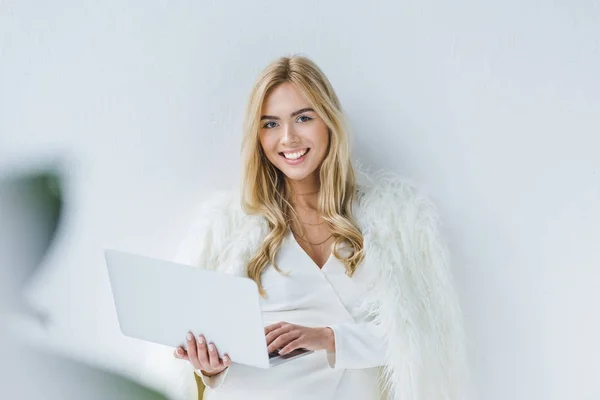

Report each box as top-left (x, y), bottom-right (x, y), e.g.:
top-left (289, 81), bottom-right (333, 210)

top-left (260, 107), bottom-right (314, 121)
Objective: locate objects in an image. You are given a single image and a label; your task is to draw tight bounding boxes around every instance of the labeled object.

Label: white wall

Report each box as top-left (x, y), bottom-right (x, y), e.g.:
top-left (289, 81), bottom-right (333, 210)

top-left (1, 0), bottom-right (599, 399)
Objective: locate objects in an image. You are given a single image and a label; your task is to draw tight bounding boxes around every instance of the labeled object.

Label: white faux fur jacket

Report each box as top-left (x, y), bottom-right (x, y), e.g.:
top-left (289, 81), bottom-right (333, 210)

top-left (141, 166), bottom-right (471, 400)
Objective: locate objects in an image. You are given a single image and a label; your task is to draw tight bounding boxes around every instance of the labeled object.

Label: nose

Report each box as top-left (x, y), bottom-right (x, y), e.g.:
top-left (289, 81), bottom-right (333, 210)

top-left (280, 123), bottom-right (300, 146)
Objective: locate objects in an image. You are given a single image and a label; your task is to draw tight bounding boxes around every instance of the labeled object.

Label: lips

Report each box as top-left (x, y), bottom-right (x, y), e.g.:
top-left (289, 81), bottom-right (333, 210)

top-left (279, 148), bottom-right (310, 160)
top-left (278, 148), bottom-right (310, 165)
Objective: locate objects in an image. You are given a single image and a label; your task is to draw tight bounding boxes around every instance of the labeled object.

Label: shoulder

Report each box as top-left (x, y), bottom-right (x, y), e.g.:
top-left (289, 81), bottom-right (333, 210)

top-left (175, 189), bottom-right (265, 268)
top-left (355, 165), bottom-right (420, 206)
top-left (185, 189), bottom-right (266, 242)
top-left (353, 163), bottom-right (441, 230)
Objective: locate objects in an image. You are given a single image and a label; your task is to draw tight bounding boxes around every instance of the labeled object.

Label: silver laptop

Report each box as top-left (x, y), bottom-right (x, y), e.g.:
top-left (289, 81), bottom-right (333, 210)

top-left (104, 249), bottom-right (312, 368)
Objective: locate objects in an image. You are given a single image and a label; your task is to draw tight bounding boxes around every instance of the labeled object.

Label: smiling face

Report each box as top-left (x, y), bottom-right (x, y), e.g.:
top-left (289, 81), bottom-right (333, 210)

top-left (259, 82), bottom-right (330, 185)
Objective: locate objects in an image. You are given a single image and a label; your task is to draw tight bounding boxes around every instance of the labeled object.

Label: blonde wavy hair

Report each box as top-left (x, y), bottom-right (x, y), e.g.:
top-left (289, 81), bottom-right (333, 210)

top-left (240, 55), bottom-right (364, 297)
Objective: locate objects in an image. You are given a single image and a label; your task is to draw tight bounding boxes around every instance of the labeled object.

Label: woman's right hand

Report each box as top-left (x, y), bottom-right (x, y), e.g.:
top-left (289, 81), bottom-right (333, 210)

top-left (174, 332), bottom-right (232, 377)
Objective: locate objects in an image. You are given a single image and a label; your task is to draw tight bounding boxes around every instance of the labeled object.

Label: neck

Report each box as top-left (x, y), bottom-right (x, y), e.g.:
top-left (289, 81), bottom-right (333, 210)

top-left (286, 173), bottom-right (320, 210)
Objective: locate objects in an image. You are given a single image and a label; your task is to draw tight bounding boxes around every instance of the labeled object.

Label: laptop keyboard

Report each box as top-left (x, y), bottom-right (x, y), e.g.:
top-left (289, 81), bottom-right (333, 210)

top-left (268, 348), bottom-right (309, 360)
top-left (268, 350), bottom-right (280, 359)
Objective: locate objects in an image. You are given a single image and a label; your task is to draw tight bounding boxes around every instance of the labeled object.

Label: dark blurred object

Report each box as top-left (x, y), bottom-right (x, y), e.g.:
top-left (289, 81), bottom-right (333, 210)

top-left (0, 170), bottom-right (62, 322)
top-left (0, 165), bottom-right (168, 399)
top-left (2, 170), bottom-right (63, 273)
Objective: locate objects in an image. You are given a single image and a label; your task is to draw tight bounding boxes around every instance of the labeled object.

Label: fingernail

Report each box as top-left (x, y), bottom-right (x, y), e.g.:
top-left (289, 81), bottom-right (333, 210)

top-left (175, 348), bottom-right (181, 356)
top-left (187, 333), bottom-right (192, 341)
top-left (208, 343), bottom-right (215, 351)
top-left (198, 336), bottom-right (204, 344)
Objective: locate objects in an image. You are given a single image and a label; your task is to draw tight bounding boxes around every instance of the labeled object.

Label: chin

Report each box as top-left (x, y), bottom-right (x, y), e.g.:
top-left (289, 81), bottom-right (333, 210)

top-left (278, 166), bottom-right (316, 182)
top-left (281, 171), bottom-right (311, 182)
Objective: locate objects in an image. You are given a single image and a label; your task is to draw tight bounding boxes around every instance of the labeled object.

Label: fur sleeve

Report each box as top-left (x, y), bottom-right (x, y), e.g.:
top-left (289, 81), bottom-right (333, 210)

top-left (408, 189), bottom-right (473, 399)
top-left (355, 167), bottom-right (473, 400)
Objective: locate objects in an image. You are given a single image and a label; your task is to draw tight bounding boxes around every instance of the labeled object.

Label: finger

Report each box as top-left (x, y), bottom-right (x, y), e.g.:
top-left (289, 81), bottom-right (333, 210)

top-left (265, 326), bottom-right (293, 346)
top-left (280, 338), bottom-right (303, 355)
top-left (264, 321), bottom-right (286, 335)
top-left (265, 324), bottom-right (294, 346)
top-left (196, 335), bottom-right (210, 369)
top-left (173, 346), bottom-right (189, 361)
top-left (185, 332), bottom-right (200, 369)
top-left (268, 331), bottom-right (301, 354)
top-left (223, 354), bottom-right (232, 367)
top-left (207, 342), bottom-right (221, 369)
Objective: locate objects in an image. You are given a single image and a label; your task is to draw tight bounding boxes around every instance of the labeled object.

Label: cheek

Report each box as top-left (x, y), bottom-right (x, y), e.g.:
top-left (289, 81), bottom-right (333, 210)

top-left (259, 134), bottom-right (278, 161)
top-left (314, 125), bottom-right (330, 156)
top-left (259, 133), bottom-right (270, 152)
top-left (298, 122), bottom-right (329, 150)
top-left (320, 130), bottom-right (330, 151)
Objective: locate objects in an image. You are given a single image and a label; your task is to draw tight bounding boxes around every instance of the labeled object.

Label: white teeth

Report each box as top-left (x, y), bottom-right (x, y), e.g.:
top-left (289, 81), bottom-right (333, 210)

top-left (282, 149), bottom-right (307, 160)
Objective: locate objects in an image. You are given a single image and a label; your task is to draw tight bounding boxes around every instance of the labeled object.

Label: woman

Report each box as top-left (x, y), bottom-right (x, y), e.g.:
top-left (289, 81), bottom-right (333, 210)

top-left (142, 55), bottom-right (470, 400)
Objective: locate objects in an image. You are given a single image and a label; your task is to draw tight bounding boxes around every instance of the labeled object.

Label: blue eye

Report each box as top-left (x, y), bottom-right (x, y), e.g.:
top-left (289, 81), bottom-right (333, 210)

top-left (297, 115), bottom-right (313, 123)
top-left (263, 121), bottom-right (278, 129)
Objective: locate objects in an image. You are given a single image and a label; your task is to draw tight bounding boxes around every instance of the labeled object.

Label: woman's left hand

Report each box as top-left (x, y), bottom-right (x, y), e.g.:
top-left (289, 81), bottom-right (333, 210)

top-left (265, 321), bottom-right (335, 355)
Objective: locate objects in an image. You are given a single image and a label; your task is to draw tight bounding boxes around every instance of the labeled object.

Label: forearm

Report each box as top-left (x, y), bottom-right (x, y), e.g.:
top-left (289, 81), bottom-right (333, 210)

top-left (323, 327), bottom-right (335, 353)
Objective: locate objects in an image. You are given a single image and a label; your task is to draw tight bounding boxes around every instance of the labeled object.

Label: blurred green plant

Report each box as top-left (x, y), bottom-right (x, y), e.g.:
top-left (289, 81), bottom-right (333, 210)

top-left (0, 167), bottom-right (169, 400)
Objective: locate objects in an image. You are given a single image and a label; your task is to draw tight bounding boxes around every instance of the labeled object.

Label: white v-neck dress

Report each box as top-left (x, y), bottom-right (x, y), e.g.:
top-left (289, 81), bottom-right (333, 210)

top-left (200, 231), bottom-right (386, 400)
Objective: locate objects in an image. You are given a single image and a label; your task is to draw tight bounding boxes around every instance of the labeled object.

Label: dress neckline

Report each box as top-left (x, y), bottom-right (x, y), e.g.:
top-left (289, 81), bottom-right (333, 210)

top-left (287, 230), bottom-right (333, 271)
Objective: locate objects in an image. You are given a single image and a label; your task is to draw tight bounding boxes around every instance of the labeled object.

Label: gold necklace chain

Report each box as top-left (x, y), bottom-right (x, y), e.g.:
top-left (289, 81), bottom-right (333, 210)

top-left (289, 202), bottom-right (331, 244)
top-left (291, 203), bottom-right (325, 226)
top-left (301, 219), bottom-right (326, 226)
top-left (291, 229), bottom-right (333, 246)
